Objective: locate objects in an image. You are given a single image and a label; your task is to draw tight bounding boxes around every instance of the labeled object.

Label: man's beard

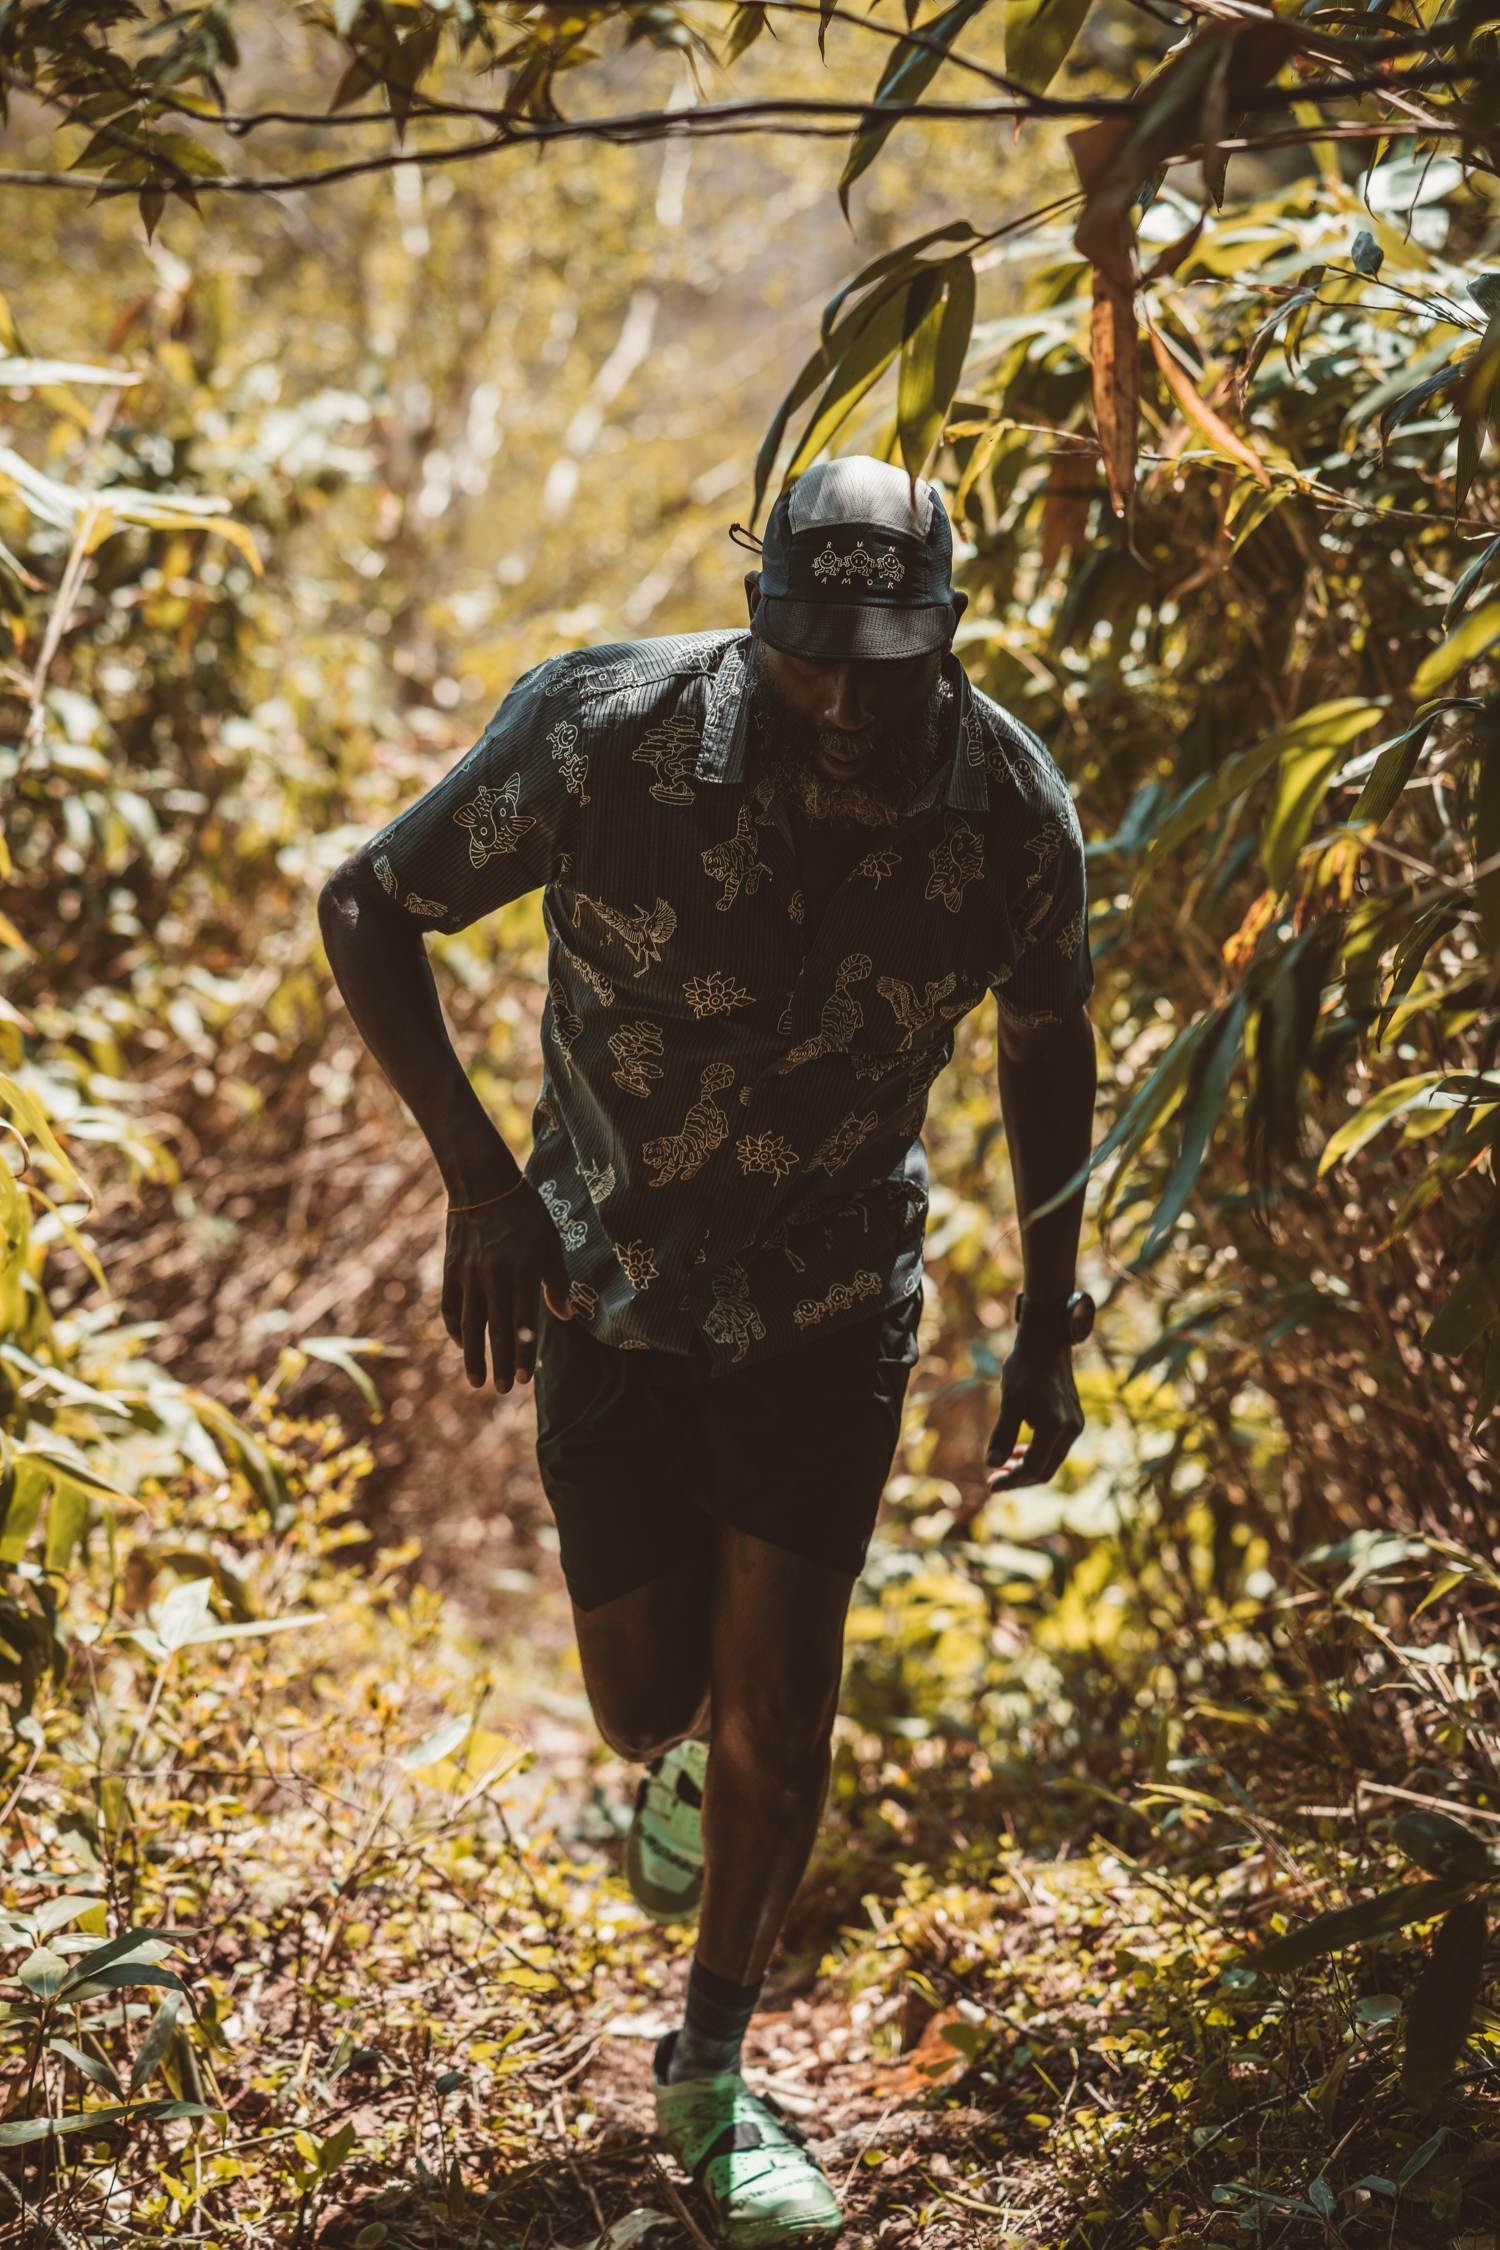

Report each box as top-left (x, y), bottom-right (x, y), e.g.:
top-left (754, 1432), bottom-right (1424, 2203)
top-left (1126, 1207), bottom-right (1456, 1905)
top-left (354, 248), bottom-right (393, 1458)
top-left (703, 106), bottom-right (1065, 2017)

top-left (746, 652), bottom-right (949, 828)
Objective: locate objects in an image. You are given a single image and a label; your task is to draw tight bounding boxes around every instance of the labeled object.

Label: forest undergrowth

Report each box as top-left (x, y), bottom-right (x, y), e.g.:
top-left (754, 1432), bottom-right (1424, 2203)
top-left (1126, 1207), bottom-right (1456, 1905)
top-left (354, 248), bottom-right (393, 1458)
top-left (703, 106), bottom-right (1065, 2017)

top-left (6, 8), bottom-right (1500, 2243)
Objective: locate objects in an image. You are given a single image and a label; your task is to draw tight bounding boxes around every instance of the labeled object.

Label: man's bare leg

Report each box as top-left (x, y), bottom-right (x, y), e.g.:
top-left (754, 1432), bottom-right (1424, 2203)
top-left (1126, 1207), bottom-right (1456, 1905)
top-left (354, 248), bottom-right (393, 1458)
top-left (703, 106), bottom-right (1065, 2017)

top-left (573, 1526), bottom-right (854, 2078)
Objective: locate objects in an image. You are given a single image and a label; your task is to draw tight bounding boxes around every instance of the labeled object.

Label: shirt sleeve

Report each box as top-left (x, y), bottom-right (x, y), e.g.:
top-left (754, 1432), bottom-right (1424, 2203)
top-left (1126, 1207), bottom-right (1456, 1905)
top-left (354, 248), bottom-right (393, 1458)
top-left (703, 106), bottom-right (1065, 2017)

top-left (365, 660), bottom-right (583, 934)
top-left (984, 707), bottom-right (1094, 1026)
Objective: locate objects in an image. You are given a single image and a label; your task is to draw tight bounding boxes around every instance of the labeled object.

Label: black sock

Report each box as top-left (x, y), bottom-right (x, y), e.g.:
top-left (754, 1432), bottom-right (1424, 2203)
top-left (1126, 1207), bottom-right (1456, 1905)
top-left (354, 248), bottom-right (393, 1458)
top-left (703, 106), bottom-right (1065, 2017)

top-left (667, 1957), bottom-right (764, 2080)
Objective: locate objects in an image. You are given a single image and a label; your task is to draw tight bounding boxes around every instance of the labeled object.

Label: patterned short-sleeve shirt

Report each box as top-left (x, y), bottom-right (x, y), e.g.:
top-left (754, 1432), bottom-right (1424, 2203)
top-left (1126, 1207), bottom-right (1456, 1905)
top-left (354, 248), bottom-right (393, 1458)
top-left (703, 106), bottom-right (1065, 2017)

top-left (368, 629), bottom-right (1091, 1372)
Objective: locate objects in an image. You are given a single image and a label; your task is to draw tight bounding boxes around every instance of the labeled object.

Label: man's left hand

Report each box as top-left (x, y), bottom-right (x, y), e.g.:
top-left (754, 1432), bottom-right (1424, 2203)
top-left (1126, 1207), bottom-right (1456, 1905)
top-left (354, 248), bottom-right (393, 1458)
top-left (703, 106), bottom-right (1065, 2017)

top-left (983, 1338), bottom-right (1084, 1490)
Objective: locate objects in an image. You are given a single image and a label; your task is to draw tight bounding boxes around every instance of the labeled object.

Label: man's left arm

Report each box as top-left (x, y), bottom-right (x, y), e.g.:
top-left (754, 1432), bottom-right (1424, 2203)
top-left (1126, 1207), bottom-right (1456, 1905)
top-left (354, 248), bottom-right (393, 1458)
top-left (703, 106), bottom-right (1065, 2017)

top-left (987, 1004), bottom-right (1098, 1489)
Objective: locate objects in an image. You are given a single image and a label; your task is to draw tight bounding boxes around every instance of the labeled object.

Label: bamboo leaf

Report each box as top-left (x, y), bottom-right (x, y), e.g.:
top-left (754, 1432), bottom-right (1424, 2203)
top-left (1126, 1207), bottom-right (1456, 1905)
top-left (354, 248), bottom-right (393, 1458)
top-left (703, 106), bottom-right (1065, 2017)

top-left (1090, 268), bottom-right (1138, 520)
top-left (897, 258), bottom-right (975, 479)
top-left (1318, 1075), bottom-right (1445, 1177)
top-left (786, 286), bottom-right (913, 482)
top-left (1351, 720), bottom-right (1432, 825)
top-left (1412, 600), bottom-right (1500, 699)
top-left (1262, 737), bottom-right (1349, 892)
top-left (838, 0), bottom-right (988, 215)
top-left (1136, 702), bottom-right (1380, 892)
top-left (1005, 0), bottom-right (1093, 95)
top-left (1252, 1876), bottom-right (1474, 1973)
top-left (1148, 323), bottom-right (1270, 488)
top-left (1403, 1901), bottom-right (1487, 2110)
top-left (128, 1993), bottom-right (182, 2095)
top-left (1425, 1257), bottom-right (1500, 1359)
top-left (1136, 991), bottom-right (1248, 1264)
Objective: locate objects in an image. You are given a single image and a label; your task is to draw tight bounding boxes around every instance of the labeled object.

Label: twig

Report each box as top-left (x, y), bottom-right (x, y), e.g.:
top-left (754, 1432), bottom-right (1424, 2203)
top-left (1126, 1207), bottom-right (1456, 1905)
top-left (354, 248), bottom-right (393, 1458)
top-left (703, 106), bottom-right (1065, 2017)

top-left (0, 2167), bottom-right (89, 2250)
top-left (552, 2092), bottom-right (605, 2233)
top-left (648, 2157), bottom-right (717, 2250)
top-left (840, 2097), bottom-right (902, 2194)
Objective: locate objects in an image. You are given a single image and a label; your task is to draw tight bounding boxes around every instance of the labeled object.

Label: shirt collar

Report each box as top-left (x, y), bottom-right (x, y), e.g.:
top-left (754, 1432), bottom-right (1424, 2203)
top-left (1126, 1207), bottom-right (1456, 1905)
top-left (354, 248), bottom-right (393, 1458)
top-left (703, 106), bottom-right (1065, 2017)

top-left (695, 636), bottom-right (988, 817)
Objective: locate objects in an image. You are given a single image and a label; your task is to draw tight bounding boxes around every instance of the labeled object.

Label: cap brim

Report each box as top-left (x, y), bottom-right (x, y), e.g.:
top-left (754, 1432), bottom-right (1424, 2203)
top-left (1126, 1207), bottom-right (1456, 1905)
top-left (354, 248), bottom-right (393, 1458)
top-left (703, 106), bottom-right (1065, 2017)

top-left (752, 598), bottom-right (955, 662)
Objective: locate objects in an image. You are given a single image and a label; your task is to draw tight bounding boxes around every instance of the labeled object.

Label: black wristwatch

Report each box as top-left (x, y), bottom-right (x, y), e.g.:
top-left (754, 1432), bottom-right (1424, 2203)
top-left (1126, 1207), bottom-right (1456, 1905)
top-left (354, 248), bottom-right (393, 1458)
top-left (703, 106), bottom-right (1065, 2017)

top-left (1016, 1289), bottom-right (1096, 1346)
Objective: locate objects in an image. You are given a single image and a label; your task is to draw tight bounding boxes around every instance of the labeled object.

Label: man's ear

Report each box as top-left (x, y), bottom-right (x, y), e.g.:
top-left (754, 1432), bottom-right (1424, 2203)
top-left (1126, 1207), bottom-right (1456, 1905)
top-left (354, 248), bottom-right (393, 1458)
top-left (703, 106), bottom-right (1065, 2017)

top-left (745, 571), bottom-right (762, 622)
top-left (950, 590), bottom-right (970, 626)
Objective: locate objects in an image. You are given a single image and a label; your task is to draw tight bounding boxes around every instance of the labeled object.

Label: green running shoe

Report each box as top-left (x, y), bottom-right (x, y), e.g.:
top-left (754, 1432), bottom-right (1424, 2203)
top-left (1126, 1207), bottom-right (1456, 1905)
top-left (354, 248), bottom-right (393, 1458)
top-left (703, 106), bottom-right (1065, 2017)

top-left (626, 1739), bottom-right (708, 1926)
top-left (654, 2035), bottom-right (842, 2249)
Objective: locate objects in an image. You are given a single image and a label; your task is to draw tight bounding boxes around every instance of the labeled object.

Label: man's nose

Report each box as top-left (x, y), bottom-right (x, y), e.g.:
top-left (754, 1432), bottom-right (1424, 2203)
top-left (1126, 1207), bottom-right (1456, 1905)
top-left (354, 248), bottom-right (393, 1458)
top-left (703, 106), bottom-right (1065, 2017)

top-left (820, 666), bottom-right (875, 733)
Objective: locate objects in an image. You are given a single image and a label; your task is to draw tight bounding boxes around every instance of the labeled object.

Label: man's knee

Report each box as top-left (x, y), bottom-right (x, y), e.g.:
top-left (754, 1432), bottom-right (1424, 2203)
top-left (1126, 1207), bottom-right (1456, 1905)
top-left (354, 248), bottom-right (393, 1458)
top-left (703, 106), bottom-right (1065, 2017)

top-left (589, 1680), bottom-right (708, 1765)
top-left (714, 1666), bottom-right (840, 1786)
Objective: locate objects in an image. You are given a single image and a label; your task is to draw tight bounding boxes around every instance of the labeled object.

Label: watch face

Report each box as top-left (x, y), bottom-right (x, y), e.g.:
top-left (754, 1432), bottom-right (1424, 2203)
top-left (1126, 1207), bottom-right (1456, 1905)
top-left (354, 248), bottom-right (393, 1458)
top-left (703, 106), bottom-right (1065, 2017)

top-left (1068, 1292), bottom-right (1096, 1344)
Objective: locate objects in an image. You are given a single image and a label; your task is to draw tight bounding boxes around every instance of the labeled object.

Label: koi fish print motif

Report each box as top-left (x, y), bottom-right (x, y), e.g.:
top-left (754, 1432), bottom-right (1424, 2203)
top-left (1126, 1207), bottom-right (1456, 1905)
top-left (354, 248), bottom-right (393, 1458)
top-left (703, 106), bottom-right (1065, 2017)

top-left (925, 817), bottom-right (985, 914)
top-left (455, 772), bottom-right (535, 868)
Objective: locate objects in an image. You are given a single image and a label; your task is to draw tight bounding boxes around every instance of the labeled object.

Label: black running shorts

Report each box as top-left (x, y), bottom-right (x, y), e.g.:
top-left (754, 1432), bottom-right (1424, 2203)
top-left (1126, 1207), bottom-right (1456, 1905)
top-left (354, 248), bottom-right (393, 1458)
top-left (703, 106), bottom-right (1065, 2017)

top-left (533, 1292), bottom-right (922, 1611)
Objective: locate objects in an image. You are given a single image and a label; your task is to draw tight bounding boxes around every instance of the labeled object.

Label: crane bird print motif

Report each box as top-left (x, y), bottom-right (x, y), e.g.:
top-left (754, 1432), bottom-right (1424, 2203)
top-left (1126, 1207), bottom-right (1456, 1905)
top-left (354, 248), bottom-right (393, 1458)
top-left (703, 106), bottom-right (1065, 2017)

top-left (642, 1062), bottom-right (735, 1186)
top-left (877, 973), bottom-right (965, 1050)
top-left (454, 773), bottom-right (535, 868)
top-left (583, 894), bottom-right (678, 975)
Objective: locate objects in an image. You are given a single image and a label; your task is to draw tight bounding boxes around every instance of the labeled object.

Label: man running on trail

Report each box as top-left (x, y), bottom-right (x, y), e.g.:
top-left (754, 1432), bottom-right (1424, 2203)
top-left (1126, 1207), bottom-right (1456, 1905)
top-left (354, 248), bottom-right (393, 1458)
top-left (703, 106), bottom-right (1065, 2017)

top-left (320, 456), bottom-right (1098, 2250)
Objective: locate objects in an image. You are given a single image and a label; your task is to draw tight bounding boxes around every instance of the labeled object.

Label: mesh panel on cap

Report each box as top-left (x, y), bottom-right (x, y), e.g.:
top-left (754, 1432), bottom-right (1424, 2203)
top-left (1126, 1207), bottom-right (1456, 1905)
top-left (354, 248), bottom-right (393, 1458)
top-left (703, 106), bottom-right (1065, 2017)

top-left (786, 456), bottom-right (935, 538)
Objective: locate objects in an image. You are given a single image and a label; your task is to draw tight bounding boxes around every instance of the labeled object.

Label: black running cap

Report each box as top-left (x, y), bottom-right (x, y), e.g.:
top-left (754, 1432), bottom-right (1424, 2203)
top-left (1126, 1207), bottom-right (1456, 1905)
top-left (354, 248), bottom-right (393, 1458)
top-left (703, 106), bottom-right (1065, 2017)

top-left (751, 456), bottom-right (967, 662)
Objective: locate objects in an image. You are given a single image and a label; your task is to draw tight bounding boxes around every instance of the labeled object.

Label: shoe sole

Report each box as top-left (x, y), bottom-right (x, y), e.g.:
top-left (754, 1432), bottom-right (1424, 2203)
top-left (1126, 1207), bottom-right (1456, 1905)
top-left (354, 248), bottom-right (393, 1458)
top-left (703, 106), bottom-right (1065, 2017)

top-left (625, 1821), bottom-right (704, 1926)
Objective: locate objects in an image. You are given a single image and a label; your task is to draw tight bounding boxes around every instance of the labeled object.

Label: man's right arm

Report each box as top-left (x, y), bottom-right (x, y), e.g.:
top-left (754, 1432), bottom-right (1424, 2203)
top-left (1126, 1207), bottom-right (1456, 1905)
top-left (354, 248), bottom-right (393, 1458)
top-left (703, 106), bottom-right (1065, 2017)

top-left (318, 843), bottom-right (570, 1394)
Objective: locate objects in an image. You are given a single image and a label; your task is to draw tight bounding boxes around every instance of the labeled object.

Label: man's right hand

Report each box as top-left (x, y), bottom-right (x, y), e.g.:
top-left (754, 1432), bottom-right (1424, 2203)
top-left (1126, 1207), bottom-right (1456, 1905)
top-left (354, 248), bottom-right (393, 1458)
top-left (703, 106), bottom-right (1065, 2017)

top-left (441, 1182), bottom-right (573, 1392)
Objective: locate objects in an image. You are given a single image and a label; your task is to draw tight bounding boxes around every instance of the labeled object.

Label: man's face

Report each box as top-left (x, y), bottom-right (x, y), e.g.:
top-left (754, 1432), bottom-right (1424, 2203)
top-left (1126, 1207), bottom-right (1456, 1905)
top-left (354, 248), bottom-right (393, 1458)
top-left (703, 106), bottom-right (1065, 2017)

top-left (745, 595), bottom-right (950, 829)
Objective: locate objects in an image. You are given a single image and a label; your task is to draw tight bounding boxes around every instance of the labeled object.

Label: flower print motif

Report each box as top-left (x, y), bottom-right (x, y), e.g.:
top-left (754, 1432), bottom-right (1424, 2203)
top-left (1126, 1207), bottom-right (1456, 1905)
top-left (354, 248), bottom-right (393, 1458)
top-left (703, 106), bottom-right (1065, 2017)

top-left (963, 707), bottom-right (985, 768)
top-left (374, 854), bottom-right (398, 899)
top-left (788, 890), bottom-right (805, 925)
top-left (853, 849), bottom-right (900, 888)
top-left (608, 1020), bottom-right (664, 1100)
top-left (925, 817), bottom-right (984, 914)
top-left (549, 978), bottom-right (582, 1078)
top-left (580, 1156), bottom-right (616, 1207)
top-left (633, 715), bottom-right (699, 807)
top-left (737, 1131), bottom-right (798, 1183)
top-left (1019, 816), bottom-right (1066, 939)
top-left (406, 895), bottom-right (449, 918)
top-left (642, 1063), bottom-right (734, 1187)
top-left (454, 772), bottom-right (536, 868)
top-left (807, 1107), bottom-right (879, 1176)
top-left (777, 991), bottom-right (795, 1037)
top-left (534, 1086), bottom-right (559, 1135)
top-left (876, 973), bottom-right (962, 1050)
top-left (568, 1280), bottom-right (599, 1320)
top-left (702, 805), bottom-right (773, 911)
top-left (793, 1271), bottom-right (883, 1329)
top-left (702, 1260), bottom-right (766, 1365)
top-left (683, 971), bottom-right (755, 1019)
top-left (1055, 908), bottom-right (1086, 961)
top-left (615, 1240), bottom-right (660, 1294)
top-left (583, 893), bottom-right (678, 976)
top-left (548, 719), bottom-right (590, 805)
top-left (783, 953), bottom-right (871, 1067)
top-left (538, 1179), bottom-right (588, 1251)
